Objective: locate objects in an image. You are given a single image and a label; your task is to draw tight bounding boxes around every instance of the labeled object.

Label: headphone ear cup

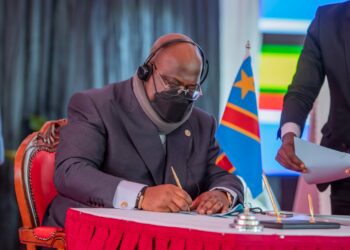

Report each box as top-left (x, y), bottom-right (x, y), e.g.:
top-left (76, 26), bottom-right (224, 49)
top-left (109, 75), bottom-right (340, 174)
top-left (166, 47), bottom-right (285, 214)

top-left (137, 64), bottom-right (153, 81)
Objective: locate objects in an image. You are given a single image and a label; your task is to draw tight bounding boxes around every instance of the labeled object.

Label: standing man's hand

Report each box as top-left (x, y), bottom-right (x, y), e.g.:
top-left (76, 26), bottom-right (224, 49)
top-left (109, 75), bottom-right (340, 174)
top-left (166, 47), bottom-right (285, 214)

top-left (141, 184), bottom-right (192, 212)
top-left (191, 190), bottom-right (230, 215)
top-left (275, 132), bottom-right (307, 172)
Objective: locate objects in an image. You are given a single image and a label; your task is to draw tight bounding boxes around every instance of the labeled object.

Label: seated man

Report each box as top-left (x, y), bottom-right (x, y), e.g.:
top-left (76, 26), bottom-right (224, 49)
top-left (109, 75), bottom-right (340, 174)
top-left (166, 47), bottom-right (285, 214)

top-left (44, 33), bottom-right (243, 227)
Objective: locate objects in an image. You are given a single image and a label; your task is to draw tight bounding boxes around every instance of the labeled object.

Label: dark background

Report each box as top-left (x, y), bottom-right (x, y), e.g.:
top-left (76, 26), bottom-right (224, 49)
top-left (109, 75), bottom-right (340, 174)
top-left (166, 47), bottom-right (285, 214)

top-left (0, 1), bottom-right (220, 249)
top-left (0, 1), bottom-right (297, 249)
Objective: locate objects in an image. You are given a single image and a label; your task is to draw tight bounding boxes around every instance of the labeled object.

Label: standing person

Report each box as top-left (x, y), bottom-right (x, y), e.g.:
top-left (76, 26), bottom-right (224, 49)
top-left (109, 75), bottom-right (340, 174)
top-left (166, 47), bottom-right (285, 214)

top-left (44, 33), bottom-right (243, 227)
top-left (276, 2), bottom-right (350, 215)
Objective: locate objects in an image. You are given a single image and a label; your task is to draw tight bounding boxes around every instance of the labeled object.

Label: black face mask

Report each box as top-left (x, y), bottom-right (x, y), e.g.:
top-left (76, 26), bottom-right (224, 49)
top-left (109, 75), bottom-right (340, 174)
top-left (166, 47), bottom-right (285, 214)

top-left (151, 89), bottom-right (194, 123)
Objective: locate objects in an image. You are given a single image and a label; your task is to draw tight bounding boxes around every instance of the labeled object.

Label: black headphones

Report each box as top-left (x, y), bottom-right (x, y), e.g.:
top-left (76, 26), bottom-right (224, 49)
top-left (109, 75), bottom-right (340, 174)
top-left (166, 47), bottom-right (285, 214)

top-left (137, 38), bottom-right (209, 84)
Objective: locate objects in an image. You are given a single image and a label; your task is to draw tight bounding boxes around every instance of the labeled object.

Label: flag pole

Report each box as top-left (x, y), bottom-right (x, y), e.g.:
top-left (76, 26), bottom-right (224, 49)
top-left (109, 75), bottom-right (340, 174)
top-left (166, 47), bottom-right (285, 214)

top-left (243, 40), bottom-right (253, 209)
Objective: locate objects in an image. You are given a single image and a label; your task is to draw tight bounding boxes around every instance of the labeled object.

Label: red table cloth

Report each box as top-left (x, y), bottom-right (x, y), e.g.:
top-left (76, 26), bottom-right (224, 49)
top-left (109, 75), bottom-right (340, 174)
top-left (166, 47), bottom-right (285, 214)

top-left (65, 208), bottom-right (350, 250)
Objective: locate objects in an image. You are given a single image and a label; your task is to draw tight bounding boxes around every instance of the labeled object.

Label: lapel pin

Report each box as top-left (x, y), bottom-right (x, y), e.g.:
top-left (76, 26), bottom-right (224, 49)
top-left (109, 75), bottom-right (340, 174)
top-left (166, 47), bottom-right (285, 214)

top-left (184, 129), bottom-right (191, 137)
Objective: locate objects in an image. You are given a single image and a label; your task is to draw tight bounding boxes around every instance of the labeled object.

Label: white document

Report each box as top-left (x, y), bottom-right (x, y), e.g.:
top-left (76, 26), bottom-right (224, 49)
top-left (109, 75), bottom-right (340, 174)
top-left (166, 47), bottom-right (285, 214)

top-left (294, 137), bottom-right (350, 184)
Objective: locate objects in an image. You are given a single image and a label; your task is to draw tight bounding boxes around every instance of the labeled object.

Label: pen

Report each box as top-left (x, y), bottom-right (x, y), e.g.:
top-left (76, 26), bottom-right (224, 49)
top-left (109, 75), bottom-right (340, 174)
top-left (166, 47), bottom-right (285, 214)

top-left (171, 166), bottom-right (183, 189)
top-left (308, 193), bottom-right (316, 223)
top-left (171, 166), bottom-right (190, 212)
top-left (262, 173), bottom-right (282, 223)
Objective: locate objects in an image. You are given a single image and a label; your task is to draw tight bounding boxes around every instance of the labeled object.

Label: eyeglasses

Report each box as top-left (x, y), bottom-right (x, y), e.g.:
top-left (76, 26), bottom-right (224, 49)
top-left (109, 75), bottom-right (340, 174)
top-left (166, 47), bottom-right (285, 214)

top-left (153, 64), bottom-right (202, 101)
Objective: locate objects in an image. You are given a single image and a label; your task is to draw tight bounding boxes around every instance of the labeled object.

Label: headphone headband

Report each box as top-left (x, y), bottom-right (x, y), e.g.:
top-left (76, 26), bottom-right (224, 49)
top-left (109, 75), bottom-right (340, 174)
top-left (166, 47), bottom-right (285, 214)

top-left (137, 38), bottom-right (209, 84)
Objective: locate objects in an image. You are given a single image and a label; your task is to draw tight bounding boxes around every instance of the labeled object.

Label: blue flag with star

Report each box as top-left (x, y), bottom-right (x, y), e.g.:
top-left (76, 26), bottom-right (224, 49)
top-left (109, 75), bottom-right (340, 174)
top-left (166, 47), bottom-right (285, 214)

top-left (216, 55), bottom-right (263, 198)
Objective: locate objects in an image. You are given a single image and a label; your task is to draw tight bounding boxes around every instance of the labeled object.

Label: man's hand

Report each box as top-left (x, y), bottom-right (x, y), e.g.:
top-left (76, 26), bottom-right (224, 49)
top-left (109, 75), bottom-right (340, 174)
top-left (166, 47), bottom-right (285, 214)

top-left (141, 184), bottom-right (192, 212)
top-left (275, 132), bottom-right (307, 172)
top-left (191, 190), bottom-right (230, 215)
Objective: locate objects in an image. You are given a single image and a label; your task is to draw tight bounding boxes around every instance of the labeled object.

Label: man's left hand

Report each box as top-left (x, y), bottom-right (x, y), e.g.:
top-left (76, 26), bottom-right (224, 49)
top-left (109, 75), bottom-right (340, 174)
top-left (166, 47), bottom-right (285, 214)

top-left (191, 190), bottom-right (230, 215)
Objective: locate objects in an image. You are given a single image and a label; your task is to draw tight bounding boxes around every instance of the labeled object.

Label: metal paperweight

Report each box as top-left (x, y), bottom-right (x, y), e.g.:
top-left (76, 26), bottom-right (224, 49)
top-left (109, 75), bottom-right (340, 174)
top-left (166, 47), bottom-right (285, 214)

top-left (230, 207), bottom-right (263, 232)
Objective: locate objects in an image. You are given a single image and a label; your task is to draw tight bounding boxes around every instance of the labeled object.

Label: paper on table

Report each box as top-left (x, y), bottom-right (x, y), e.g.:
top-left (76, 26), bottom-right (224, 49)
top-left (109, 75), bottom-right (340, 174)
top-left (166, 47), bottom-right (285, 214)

top-left (180, 203), bottom-right (244, 218)
top-left (315, 214), bottom-right (350, 226)
top-left (210, 203), bottom-right (244, 217)
top-left (294, 137), bottom-right (350, 184)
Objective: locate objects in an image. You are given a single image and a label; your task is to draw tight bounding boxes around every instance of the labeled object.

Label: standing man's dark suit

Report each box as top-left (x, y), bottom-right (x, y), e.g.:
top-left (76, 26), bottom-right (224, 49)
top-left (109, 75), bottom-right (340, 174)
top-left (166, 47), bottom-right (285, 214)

top-left (278, 2), bottom-right (350, 214)
top-left (45, 78), bottom-right (243, 227)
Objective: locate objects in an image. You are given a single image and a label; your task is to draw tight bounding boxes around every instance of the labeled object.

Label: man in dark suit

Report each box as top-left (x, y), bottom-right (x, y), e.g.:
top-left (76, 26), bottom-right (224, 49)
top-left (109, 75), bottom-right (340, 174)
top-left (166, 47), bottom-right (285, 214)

top-left (44, 33), bottom-right (243, 227)
top-left (276, 2), bottom-right (350, 215)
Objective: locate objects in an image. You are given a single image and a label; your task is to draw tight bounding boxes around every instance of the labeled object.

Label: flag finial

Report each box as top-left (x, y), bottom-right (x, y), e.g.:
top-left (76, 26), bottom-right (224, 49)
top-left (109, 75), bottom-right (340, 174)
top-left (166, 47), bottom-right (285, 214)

top-left (245, 40), bottom-right (251, 50)
top-left (244, 41), bottom-right (251, 58)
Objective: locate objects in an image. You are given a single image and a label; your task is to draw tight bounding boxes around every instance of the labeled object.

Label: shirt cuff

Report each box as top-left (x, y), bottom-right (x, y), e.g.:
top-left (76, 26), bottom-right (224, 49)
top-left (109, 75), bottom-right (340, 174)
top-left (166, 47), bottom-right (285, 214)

top-left (113, 180), bottom-right (147, 209)
top-left (210, 187), bottom-right (238, 208)
top-left (281, 122), bottom-right (301, 138)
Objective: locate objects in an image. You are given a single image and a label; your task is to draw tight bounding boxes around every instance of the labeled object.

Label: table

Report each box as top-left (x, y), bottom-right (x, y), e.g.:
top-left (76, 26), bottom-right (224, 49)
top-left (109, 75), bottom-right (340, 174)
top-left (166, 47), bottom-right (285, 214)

top-left (65, 208), bottom-right (350, 250)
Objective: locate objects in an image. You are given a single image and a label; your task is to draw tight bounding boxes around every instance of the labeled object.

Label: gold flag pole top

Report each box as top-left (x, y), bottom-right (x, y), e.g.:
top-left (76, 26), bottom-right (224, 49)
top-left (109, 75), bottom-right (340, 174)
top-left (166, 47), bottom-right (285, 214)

top-left (245, 40), bottom-right (251, 50)
top-left (245, 41), bottom-right (251, 58)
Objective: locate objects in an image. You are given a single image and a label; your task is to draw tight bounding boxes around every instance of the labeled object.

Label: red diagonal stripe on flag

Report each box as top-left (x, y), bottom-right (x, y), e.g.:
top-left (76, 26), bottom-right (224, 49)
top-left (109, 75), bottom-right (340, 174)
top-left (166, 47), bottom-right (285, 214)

top-left (222, 104), bottom-right (260, 140)
top-left (215, 152), bottom-right (235, 173)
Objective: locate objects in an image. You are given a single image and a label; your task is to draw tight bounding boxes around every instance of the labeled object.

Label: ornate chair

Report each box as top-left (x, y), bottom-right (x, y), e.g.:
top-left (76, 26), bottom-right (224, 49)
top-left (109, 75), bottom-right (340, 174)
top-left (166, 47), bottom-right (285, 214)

top-left (14, 119), bottom-right (67, 249)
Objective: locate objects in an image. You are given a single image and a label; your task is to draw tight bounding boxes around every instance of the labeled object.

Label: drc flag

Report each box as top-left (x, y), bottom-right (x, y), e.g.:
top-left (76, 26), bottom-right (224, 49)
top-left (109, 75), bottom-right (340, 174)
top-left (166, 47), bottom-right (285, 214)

top-left (216, 56), bottom-right (262, 198)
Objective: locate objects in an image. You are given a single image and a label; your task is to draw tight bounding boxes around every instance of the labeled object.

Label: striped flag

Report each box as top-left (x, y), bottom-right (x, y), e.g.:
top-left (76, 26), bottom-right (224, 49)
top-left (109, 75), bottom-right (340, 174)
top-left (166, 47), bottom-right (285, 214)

top-left (216, 55), bottom-right (262, 198)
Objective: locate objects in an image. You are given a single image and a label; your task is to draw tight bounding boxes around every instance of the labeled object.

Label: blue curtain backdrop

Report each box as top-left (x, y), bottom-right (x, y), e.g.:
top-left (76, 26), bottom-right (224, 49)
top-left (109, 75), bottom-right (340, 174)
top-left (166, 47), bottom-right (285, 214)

top-left (0, 0), bottom-right (220, 249)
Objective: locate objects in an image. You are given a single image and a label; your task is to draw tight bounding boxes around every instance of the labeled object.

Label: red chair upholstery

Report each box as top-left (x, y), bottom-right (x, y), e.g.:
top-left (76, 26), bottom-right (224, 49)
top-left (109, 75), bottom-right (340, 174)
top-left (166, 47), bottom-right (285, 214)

top-left (15, 119), bottom-right (67, 250)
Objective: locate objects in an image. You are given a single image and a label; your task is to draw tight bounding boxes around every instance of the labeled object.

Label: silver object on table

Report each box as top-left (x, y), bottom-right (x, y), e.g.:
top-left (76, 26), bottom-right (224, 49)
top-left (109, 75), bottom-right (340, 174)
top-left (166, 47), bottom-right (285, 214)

top-left (230, 206), bottom-right (263, 232)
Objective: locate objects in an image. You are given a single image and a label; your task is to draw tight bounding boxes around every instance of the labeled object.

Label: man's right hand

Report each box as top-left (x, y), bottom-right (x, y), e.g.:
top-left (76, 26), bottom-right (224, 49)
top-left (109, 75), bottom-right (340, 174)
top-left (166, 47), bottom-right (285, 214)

top-left (275, 132), bottom-right (307, 173)
top-left (141, 184), bottom-right (192, 212)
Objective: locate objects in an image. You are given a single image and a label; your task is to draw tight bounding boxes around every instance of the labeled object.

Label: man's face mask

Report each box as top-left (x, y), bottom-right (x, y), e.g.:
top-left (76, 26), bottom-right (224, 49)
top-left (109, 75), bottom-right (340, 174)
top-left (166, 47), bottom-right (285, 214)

top-left (150, 64), bottom-right (202, 123)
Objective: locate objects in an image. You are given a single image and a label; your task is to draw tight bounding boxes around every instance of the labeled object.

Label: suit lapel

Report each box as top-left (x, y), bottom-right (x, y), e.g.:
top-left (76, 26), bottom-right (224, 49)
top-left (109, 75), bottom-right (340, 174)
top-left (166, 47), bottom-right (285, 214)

top-left (164, 121), bottom-right (193, 191)
top-left (111, 82), bottom-right (165, 185)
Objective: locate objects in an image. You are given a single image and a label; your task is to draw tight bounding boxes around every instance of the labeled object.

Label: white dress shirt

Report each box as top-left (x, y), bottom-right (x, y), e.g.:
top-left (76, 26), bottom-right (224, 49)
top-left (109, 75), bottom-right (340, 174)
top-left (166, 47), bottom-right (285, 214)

top-left (281, 122), bottom-right (301, 138)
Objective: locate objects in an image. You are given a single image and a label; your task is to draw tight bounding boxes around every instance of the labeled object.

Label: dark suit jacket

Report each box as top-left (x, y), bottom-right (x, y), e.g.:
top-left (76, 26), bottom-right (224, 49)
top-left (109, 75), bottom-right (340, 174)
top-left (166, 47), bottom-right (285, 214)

top-left (45, 78), bottom-right (243, 227)
top-left (280, 2), bottom-right (350, 190)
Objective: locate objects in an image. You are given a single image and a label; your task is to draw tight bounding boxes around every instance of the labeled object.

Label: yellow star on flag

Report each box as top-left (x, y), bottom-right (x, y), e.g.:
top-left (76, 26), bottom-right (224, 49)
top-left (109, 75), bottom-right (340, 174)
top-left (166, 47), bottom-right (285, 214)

top-left (234, 69), bottom-right (255, 99)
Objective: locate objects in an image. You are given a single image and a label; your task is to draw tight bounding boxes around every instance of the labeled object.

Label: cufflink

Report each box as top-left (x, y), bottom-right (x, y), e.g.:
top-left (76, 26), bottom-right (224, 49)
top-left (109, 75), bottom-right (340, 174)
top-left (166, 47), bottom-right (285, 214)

top-left (184, 129), bottom-right (191, 137)
top-left (120, 201), bottom-right (128, 208)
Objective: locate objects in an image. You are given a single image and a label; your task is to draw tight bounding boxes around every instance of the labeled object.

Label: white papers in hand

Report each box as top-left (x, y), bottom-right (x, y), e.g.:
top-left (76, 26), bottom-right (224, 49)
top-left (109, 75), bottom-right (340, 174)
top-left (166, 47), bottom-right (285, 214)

top-left (294, 137), bottom-right (350, 184)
